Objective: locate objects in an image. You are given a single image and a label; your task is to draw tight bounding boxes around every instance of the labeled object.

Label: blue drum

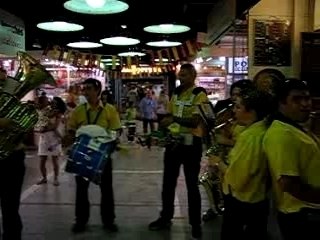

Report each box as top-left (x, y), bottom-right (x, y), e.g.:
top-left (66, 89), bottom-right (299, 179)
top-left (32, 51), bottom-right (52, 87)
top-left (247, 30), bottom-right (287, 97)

top-left (65, 126), bottom-right (117, 184)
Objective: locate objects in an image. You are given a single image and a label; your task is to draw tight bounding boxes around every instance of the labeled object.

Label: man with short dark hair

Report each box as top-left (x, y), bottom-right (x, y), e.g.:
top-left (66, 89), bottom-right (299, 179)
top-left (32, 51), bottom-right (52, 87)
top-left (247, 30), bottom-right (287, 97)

top-left (263, 79), bottom-right (320, 240)
top-left (65, 78), bottom-right (121, 233)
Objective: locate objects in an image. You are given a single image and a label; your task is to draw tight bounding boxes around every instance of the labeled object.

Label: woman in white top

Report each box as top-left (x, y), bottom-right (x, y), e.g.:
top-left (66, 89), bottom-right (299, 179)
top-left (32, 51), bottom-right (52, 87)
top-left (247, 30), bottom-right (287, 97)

top-left (37, 97), bottom-right (67, 186)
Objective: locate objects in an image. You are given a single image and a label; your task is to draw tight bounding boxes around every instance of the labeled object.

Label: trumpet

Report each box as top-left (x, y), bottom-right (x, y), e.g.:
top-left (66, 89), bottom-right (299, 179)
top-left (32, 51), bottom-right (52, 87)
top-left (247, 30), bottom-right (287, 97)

top-left (0, 51), bottom-right (56, 160)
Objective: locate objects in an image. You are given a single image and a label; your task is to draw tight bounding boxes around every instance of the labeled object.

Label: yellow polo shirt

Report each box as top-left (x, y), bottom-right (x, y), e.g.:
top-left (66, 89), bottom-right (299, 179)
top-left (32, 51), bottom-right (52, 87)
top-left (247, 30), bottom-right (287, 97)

top-left (263, 120), bottom-right (320, 213)
top-left (223, 120), bottom-right (268, 203)
top-left (168, 86), bottom-right (208, 137)
top-left (68, 102), bottom-right (121, 131)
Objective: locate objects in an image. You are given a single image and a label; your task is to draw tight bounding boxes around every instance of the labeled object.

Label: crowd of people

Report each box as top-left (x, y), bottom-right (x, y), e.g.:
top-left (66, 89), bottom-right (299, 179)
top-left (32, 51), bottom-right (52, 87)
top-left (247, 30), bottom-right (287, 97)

top-left (0, 63), bottom-right (319, 240)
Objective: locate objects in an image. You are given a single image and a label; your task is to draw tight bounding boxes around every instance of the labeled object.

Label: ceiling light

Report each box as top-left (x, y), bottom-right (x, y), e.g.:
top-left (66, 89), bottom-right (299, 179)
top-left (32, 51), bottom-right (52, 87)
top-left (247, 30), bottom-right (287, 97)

top-left (101, 58), bottom-right (120, 62)
top-left (118, 52), bottom-right (146, 57)
top-left (67, 41), bottom-right (102, 48)
top-left (100, 36), bottom-right (140, 46)
top-left (64, 0), bottom-right (129, 15)
top-left (154, 58), bottom-right (172, 62)
top-left (37, 21), bottom-right (84, 32)
top-left (143, 24), bottom-right (190, 34)
top-left (85, 0), bottom-right (106, 8)
top-left (104, 62), bottom-right (121, 66)
top-left (146, 40), bottom-right (181, 47)
top-left (121, 25), bottom-right (127, 29)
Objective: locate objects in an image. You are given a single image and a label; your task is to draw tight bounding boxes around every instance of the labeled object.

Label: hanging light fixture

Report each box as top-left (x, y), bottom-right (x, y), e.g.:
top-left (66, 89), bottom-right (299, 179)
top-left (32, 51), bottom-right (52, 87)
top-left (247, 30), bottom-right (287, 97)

top-left (118, 52), bottom-right (146, 57)
top-left (64, 0), bottom-right (129, 15)
top-left (85, 0), bottom-right (106, 8)
top-left (143, 24), bottom-right (190, 34)
top-left (37, 21), bottom-right (84, 32)
top-left (146, 40), bottom-right (181, 47)
top-left (100, 36), bottom-right (140, 46)
top-left (67, 41), bottom-right (102, 48)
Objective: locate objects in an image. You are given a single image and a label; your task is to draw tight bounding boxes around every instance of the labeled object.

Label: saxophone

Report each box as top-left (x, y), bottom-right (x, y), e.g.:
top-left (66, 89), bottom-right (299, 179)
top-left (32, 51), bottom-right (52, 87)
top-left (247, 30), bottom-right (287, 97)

top-left (0, 51), bottom-right (56, 160)
top-left (197, 103), bottom-right (234, 221)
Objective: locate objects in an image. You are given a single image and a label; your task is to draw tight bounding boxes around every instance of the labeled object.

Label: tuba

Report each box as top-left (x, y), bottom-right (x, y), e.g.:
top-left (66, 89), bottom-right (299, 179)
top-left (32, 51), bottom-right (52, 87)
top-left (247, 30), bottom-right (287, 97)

top-left (0, 51), bottom-right (56, 160)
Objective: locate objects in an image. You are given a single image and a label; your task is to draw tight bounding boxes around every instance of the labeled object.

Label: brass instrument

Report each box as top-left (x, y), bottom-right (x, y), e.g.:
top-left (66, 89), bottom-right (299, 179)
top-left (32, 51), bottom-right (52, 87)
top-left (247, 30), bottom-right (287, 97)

top-left (197, 102), bottom-right (234, 220)
top-left (0, 51), bottom-right (56, 160)
top-left (205, 104), bottom-right (234, 162)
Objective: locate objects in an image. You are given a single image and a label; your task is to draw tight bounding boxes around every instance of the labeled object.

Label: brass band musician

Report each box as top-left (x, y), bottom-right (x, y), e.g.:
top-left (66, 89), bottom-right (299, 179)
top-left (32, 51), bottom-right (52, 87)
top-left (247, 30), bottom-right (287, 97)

top-left (202, 80), bottom-right (253, 221)
top-left (219, 87), bottom-right (272, 240)
top-left (148, 63), bottom-right (208, 239)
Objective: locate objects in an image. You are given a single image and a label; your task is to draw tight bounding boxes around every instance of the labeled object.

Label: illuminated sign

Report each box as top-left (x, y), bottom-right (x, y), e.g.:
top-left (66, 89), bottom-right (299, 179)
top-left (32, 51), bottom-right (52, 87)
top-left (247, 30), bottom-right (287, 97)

top-left (228, 57), bottom-right (248, 74)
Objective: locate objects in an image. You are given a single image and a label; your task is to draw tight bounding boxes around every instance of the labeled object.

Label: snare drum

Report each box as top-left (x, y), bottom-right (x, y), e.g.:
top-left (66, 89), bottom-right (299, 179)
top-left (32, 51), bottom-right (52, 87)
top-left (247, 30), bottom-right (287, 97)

top-left (65, 126), bottom-right (117, 184)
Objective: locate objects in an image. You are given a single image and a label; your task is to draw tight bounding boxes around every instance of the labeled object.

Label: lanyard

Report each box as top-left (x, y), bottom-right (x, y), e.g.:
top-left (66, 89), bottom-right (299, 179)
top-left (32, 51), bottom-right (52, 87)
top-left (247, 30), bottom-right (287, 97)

top-left (85, 104), bottom-right (103, 124)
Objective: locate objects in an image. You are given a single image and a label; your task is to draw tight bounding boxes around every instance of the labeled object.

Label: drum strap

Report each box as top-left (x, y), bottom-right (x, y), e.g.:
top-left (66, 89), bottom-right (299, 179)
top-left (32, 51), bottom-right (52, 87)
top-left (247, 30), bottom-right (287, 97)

top-left (85, 104), bottom-right (103, 125)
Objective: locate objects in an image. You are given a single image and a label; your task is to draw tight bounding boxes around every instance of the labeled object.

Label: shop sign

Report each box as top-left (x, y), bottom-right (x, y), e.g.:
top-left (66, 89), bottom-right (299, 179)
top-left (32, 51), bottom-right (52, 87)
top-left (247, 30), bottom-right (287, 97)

top-left (228, 57), bottom-right (248, 74)
top-left (0, 8), bottom-right (25, 56)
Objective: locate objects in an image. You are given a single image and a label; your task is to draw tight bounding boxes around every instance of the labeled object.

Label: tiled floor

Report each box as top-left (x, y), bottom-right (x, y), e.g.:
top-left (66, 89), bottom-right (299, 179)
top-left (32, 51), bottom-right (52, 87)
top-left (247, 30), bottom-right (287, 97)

top-left (19, 144), bottom-right (281, 240)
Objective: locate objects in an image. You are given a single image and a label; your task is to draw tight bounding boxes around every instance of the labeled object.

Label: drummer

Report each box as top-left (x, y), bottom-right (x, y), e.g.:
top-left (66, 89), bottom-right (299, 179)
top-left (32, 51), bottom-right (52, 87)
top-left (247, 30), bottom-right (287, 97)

top-left (65, 78), bottom-right (121, 233)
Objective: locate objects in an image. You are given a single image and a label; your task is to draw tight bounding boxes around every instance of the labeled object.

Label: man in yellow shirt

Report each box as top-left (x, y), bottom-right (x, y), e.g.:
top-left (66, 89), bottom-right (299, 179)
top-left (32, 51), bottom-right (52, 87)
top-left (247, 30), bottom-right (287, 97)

top-left (148, 63), bottom-right (208, 239)
top-left (219, 87), bottom-right (271, 240)
top-left (263, 79), bottom-right (320, 240)
top-left (65, 78), bottom-right (121, 233)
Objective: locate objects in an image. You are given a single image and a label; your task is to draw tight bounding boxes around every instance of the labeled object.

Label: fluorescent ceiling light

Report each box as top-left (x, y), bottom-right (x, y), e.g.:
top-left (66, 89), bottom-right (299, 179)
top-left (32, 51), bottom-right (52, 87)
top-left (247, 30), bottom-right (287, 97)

top-left (143, 24), bottom-right (190, 34)
top-left (100, 36), bottom-right (140, 46)
top-left (67, 41), bottom-right (102, 48)
top-left (101, 58), bottom-right (120, 62)
top-left (64, 0), bottom-right (129, 14)
top-left (37, 21), bottom-right (84, 32)
top-left (104, 62), bottom-right (121, 66)
top-left (85, 0), bottom-right (106, 8)
top-left (146, 40), bottom-right (181, 47)
top-left (154, 58), bottom-right (175, 62)
top-left (118, 52), bottom-right (146, 57)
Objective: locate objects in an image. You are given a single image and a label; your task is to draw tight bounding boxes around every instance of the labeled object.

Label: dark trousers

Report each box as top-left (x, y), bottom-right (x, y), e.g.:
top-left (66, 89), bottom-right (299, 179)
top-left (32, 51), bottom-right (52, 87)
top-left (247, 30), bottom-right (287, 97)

top-left (75, 158), bottom-right (115, 226)
top-left (278, 209), bottom-right (320, 240)
top-left (142, 118), bottom-right (155, 134)
top-left (221, 194), bottom-right (269, 240)
top-left (0, 150), bottom-right (25, 240)
top-left (160, 137), bottom-right (202, 226)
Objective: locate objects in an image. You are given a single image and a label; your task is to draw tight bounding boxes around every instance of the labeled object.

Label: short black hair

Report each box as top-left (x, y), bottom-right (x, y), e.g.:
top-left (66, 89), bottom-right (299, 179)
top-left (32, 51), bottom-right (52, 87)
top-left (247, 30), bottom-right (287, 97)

top-left (230, 79), bottom-right (253, 95)
top-left (180, 63), bottom-right (197, 78)
top-left (239, 86), bottom-right (273, 121)
top-left (275, 78), bottom-right (309, 103)
top-left (83, 78), bottom-right (102, 95)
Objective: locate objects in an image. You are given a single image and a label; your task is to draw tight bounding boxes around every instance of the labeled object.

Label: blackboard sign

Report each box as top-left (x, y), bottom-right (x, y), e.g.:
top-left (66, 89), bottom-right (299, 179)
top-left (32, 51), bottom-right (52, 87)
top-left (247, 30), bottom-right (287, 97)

top-left (253, 19), bottom-right (292, 66)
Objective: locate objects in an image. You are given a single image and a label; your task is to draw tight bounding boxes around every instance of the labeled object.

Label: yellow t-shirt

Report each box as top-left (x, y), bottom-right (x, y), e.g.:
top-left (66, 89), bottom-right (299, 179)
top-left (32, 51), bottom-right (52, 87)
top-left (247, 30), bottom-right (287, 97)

top-left (68, 102), bottom-right (121, 131)
top-left (223, 120), bottom-right (268, 203)
top-left (168, 86), bottom-right (208, 137)
top-left (263, 120), bottom-right (320, 213)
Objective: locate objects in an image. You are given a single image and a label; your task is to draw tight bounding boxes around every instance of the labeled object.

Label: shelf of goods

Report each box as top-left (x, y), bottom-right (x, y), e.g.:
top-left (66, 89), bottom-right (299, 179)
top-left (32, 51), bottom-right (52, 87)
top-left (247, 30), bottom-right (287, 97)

top-left (196, 76), bottom-right (226, 105)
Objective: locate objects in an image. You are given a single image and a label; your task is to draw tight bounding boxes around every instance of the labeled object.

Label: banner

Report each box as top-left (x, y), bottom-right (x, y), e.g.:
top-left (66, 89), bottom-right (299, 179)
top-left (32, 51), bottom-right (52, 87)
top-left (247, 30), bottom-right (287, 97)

top-left (0, 8), bottom-right (25, 56)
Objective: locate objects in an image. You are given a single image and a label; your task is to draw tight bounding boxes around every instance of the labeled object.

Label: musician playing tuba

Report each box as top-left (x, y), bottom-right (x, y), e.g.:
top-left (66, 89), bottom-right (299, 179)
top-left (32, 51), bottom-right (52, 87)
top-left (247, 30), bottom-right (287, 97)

top-left (0, 52), bottom-right (56, 240)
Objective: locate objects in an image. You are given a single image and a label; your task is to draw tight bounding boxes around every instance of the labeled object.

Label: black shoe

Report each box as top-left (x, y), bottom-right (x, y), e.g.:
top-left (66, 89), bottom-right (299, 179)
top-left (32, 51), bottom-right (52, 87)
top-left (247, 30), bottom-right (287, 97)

top-left (103, 222), bottom-right (119, 232)
top-left (148, 218), bottom-right (172, 231)
top-left (191, 225), bottom-right (202, 239)
top-left (71, 223), bottom-right (86, 233)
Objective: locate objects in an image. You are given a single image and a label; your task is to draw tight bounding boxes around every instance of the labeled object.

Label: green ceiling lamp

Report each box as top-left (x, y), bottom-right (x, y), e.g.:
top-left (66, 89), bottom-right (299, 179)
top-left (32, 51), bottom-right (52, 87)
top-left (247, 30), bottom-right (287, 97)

top-left (37, 21), bottom-right (84, 32)
top-left (143, 24), bottom-right (190, 34)
top-left (146, 40), bottom-right (182, 47)
top-left (63, 0), bottom-right (129, 14)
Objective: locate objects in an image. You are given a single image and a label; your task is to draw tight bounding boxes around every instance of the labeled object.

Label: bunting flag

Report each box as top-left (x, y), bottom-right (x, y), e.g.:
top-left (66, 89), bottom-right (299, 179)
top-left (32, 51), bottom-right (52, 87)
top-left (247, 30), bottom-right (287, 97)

top-left (157, 50), bottom-right (163, 64)
top-left (42, 39), bottom-right (201, 71)
top-left (171, 47), bottom-right (180, 60)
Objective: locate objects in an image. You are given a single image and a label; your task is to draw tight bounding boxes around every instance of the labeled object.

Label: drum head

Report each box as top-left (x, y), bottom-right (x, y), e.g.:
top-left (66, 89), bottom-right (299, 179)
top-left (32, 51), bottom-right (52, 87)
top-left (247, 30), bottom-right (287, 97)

top-left (253, 68), bottom-right (285, 95)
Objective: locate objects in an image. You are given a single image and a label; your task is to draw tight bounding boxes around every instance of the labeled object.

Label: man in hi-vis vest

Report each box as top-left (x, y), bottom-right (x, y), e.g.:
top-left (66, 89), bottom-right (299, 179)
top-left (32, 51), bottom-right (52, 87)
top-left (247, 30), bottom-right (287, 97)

top-left (149, 63), bottom-right (208, 239)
